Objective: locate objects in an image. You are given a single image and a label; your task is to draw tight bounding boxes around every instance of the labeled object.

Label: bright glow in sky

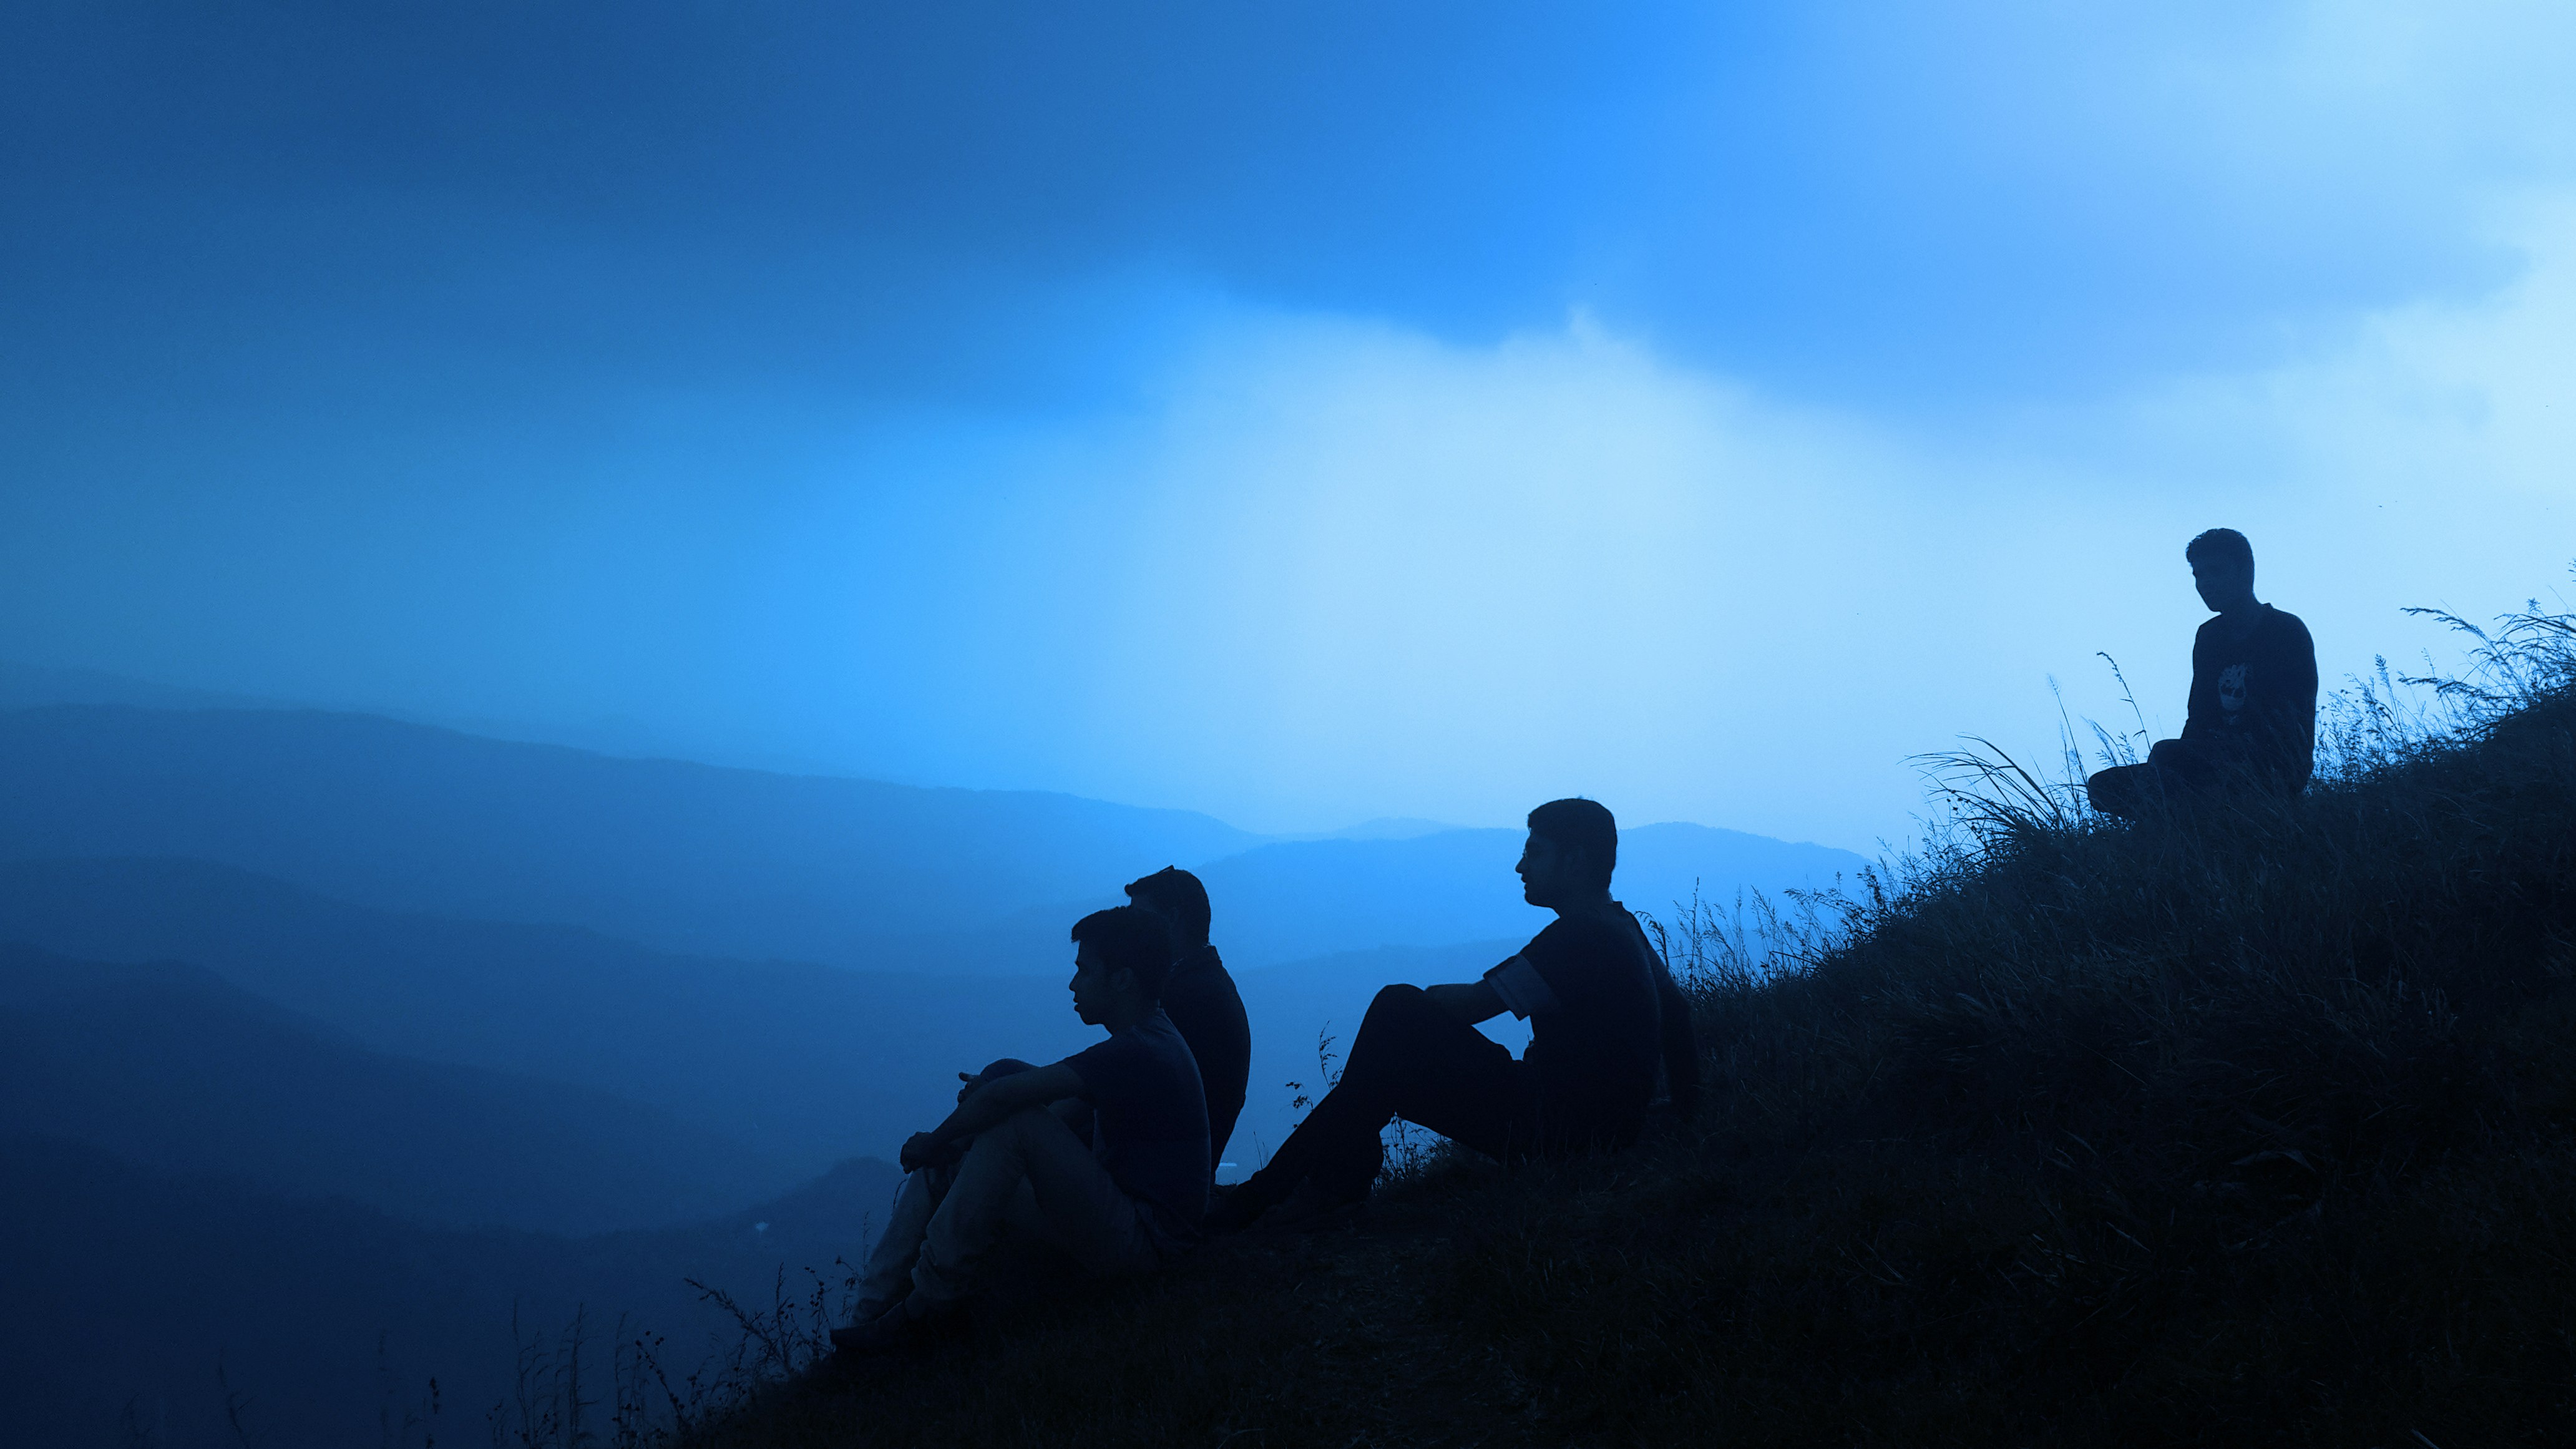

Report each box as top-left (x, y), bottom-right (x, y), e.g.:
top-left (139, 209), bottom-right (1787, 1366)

top-left (3, 2), bottom-right (2572, 849)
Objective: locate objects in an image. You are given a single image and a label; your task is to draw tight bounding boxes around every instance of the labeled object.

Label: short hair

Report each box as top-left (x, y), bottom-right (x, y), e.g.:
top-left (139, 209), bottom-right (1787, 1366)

top-left (2185, 528), bottom-right (2254, 573)
top-left (1124, 866), bottom-right (1211, 945)
top-left (1526, 798), bottom-right (1617, 890)
top-left (1069, 905), bottom-right (1176, 1000)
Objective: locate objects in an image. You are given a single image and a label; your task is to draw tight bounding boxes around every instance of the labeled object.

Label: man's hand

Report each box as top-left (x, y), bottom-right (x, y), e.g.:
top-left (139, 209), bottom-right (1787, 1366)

top-left (957, 1058), bottom-right (1037, 1103)
top-left (906, 1061), bottom-right (1087, 1173)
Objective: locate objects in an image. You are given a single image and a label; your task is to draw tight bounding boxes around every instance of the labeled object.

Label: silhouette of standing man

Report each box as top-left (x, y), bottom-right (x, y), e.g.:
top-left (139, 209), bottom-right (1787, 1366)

top-left (2088, 528), bottom-right (2318, 819)
top-left (1208, 798), bottom-right (1697, 1231)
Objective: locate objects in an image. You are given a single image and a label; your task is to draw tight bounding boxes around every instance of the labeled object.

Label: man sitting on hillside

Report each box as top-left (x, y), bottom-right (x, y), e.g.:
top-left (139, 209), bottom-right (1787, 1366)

top-left (1206, 798), bottom-right (1699, 1231)
top-left (832, 905), bottom-right (1209, 1353)
top-left (1124, 865), bottom-right (1252, 1172)
top-left (2087, 528), bottom-right (2319, 819)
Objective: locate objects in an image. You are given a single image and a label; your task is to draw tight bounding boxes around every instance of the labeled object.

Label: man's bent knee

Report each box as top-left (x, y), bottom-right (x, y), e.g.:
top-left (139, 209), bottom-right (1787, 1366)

top-left (1354, 983), bottom-right (1440, 1046)
top-left (963, 1105), bottom-right (1068, 1163)
top-left (1370, 982), bottom-right (1425, 1007)
top-left (992, 1104), bottom-right (1064, 1137)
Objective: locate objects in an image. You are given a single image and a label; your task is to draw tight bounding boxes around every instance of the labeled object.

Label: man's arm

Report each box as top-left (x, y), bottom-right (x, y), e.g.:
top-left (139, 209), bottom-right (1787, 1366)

top-left (1424, 978), bottom-right (1508, 1025)
top-left (957, 1057), bottom-right (1038, 1102)
top-left (2180, 625), bottom-right (2220, 743)
top-left (2261, 616), bottom-right (2321, 784)
top-left (900, 1061), bottom-right (1087, 1171)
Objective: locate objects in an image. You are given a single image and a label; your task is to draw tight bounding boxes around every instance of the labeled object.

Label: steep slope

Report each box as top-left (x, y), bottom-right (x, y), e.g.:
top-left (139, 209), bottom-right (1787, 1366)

top-left (0, 945), bottom-right (802, 1232)
top-left (0, 703), bottom-right (1257, 966)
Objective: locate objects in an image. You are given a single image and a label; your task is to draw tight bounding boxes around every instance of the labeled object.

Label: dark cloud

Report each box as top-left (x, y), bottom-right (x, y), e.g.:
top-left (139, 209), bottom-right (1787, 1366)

top-left (1, 2), bottom-right (1662, 408)
top-left (7, 1), bottom-right (2529, 417)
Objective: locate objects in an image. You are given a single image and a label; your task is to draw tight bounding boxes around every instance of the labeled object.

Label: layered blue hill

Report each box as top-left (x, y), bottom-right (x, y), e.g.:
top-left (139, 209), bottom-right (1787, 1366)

top-left (0, 703), bottom-right (1260, 968)
top-left (0, 943), bottom-right (799, 1232)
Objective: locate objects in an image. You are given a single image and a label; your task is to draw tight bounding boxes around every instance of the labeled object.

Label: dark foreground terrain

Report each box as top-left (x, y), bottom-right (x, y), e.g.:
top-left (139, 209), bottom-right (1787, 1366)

top-left (674, 609), bottom-right (2576, 1447)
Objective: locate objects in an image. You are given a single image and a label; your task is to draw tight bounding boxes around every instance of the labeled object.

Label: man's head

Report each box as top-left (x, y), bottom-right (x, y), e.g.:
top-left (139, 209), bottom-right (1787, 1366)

top-left (1066, 905), bottom-right (1175, 1025)
top-left (2185, 528), bottom-right (2256, 614)
top-left (1519, 798), bottom-right (1617, 908)
top-left (1123, 866), bottom-right (1211, 949)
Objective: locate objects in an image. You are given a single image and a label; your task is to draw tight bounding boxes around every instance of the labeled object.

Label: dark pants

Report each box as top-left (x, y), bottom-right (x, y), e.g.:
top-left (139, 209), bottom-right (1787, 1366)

top-left (1242, 984), bottom-right (1540, 1206)
top-left (2086, 738), bottom-right (2225, 820)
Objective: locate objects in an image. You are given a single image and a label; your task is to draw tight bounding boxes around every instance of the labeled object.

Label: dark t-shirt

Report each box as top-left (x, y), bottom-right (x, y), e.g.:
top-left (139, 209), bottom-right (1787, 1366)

top-left (1061, 1007), bottom-right (1211, 1249)
top-left (1493, 909), bottom-right (1666, 1144)
top-left (1159, 944), bottom-right (1251, 1168)
top-left (2183, 605), bottom-right (2318, 792)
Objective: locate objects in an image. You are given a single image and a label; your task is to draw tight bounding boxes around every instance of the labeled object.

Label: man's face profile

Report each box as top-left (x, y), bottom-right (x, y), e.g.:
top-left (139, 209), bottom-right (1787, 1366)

top-left (1516, 831), bottom-right (1576, 909)
top-left (1068, 943), bottom-right (1121, 1025)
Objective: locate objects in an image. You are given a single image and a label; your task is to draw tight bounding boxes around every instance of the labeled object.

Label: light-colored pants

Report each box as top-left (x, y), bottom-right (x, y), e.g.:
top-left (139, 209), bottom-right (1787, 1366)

top-left (856, 1106), bottom-right (1163, 1312)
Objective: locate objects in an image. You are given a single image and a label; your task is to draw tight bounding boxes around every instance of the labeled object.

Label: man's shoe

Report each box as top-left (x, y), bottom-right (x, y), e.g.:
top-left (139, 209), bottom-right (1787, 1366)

top-left (841, 1294), bottom-right (902, 1329)
top-left (1259, 1177), bottom-right (1367, 1233)
top-left (1203, 1180), bottom-right (1275, 1234)
top-left (1206, 1176), bottom-right (1362, 1234)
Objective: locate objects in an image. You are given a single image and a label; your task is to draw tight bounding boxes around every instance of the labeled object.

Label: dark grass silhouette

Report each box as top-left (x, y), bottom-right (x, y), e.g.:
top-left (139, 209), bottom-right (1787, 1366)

top-left (670, 587), bottom-right (2576, 1447)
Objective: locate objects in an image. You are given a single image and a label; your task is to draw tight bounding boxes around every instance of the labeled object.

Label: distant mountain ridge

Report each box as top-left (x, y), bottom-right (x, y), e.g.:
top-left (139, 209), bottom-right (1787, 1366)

top-left (0, 857), bottom-right (1532, 1181)
top-left (0, 857), bottom-right (1099, 1179)
top-left (0, 703), bottom-right (1261, 966)
top-left (0, 702), bottom-right (1866, 975)
top-left (907, 821), bottom-right (1868, 977)
top-left (1198, 821), bottom-right (1865, 967)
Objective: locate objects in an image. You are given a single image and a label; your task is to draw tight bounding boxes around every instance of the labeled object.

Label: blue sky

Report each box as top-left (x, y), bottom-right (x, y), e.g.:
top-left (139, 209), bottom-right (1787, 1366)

top-left (4, 2), bottom-right (2572, 849)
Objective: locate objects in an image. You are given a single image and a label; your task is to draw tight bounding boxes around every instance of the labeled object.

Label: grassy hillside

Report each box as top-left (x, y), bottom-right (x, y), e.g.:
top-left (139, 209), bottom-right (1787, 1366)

top-left (676, 605), bottom-right (2576, 1447)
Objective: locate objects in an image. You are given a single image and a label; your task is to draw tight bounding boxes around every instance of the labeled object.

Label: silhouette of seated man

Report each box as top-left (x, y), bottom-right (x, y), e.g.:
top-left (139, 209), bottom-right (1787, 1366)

top-left (1208, 798), bottom-right (1699, 1232)
top-left (2087, 528), bottom-right (2318, 819)
top-left (1124, 866), bottom-right (1252, 1173)
top-left (834, 905), bottom-right (1209, 1353)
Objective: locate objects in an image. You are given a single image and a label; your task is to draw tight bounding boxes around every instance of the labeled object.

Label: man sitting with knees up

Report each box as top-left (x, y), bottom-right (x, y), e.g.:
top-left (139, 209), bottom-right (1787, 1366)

top-left (834, 905), bottom-right (1209, 1354)
top-left (1208, 798), bottom-right (1698, 1232)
